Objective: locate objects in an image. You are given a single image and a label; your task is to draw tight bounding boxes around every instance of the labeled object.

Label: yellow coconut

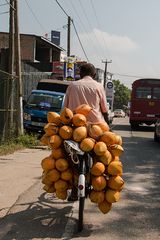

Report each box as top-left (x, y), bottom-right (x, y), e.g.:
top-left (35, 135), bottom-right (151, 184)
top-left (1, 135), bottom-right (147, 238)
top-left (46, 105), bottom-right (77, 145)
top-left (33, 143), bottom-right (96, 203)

top-left (47, 168), bottom-right (60, 182)
top-left (72, 113), bottom-right (87, 127)
top-left (108, 175), bottom-right (124, 191)
top-left (51, 147), bottom-right (65, 159)
top-left (91, 175), bottom-right (107, 191)
top-left (108, 144), bottom-right (124, 157)
top-left (54, 179), bottom-right (68, 191)
top-left (94, 141), bottom-right (107, 156)
top-left (99, 150), bottom-right (112, 165)
top-left (43, 184), bottom-right (55, 193)
top-left (42, 172), bottom-right (53, 186)
top-left (41, 156), bottom-right (55, 171)
top-left (114, 134), bottom-right (123, 145)
top-left (74, 104), bottom-right (92, 116)
top-left (73, 126), bottom-right (87, 142)
top-left (112, 156), bottom-right (120, 161)
top-left (44, 123), bottom-right (59, 136)
top-left (105, 189), bottom-right (120, 203)
top-left (96, 122), bottom-right (110, 132)
top-left (55, 158), bottom-right (69, 172)
top-left (49, 134), bottom-right (63, 149)
top-left (61, 168), bottom-right (73, 181)
top-left (98, 200), bottom-right (112, 214)
top-left (89, 190), bottom-right (105, 203)
top-left (87, 124), bottom-right (103, 140)
top-left (60, 107), bottom-right (73, 124)
top-left (40, 134), bottom-right (50, 146)
top-left (107, 161), bottom-right (123, 176)
top-left (47, 112), bottom-right (61, 125)
top-left (100, 131), bottom-right (117, 146)
top-left (59, 125), bottom-right (73, 139)
top-left (80, 137), bottom-right (95, 152)
top-left (91, 162), bottom-right (105, 176)
top-left (56, 190), bottom-right (68, 200)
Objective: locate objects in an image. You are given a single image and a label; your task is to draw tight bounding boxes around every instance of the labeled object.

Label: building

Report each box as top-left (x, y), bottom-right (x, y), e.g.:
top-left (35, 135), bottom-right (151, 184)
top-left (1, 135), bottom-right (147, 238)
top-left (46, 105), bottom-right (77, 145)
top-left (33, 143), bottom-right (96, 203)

top-left (0, 31), bottom-right (64, 72)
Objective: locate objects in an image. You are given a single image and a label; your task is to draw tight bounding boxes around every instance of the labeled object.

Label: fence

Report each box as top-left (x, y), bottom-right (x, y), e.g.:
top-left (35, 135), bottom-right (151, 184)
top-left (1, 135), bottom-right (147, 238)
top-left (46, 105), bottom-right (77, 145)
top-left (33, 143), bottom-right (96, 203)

top-left (0, 67), bottom-right (51, 142)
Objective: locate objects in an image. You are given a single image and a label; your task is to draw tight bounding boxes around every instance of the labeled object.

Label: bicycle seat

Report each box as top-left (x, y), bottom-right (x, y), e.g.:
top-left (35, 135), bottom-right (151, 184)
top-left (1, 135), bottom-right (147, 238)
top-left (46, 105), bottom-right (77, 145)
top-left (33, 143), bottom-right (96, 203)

top-left (64, 140), bottom-right (84, 156)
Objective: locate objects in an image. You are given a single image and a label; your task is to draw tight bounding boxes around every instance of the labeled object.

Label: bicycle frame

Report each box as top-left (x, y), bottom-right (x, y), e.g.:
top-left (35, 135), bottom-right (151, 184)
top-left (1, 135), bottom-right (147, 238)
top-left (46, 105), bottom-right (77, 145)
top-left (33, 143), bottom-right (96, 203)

top-left (63, 140), bottom-right (92, 232)
top-left (78, 155), bottom-right (86, 198)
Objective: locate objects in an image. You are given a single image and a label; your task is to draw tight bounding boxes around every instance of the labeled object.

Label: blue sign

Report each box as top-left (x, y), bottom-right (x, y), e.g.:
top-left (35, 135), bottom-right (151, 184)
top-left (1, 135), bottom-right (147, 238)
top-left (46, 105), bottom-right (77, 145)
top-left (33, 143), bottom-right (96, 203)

top-left (51, 31), bottom-right (60, 46)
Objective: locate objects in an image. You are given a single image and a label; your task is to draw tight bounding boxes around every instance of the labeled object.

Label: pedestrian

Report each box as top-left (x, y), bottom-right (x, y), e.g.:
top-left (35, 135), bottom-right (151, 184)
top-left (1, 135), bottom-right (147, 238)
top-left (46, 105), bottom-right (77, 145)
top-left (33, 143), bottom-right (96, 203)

top-left (64, 62), bottom-right (109, 201)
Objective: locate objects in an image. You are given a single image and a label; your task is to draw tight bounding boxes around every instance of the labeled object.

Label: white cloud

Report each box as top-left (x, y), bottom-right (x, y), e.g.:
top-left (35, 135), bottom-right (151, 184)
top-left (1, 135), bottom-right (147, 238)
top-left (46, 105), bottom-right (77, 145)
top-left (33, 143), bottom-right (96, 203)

top-left (72, 28), bottom-right (140, 56)
top-left (94, 28), bottom-right (139, 53)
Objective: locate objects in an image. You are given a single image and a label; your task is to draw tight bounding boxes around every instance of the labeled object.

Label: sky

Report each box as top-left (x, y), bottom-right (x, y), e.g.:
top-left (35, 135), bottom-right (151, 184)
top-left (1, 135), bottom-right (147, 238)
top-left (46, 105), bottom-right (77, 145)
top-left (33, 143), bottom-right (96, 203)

top-left (1, 0), bottom-right (160, 89)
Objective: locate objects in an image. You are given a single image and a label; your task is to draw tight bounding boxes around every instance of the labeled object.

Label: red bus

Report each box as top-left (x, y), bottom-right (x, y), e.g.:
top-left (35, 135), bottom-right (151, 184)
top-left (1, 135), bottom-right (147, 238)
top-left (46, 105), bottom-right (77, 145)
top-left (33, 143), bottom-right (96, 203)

top-left (129, 78), bottom-right (160, 128)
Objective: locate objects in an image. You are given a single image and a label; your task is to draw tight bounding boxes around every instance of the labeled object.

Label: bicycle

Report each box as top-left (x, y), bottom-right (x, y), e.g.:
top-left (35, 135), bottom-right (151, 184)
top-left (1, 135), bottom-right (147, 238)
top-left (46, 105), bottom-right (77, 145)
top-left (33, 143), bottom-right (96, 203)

top-left (64, 140), bottom-right (93, 232)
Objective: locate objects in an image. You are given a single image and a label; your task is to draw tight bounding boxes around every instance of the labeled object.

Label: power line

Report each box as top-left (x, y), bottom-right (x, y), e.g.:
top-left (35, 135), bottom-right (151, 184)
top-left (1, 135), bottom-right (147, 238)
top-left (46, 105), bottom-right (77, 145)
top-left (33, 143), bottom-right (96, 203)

top-left (5, 0), bottom-right (15, 10)
top-left (54, 0), bottom-right (89, 61)
top-left (55, 0), bottom-right (68, 18)
top-left (71, 20), bottom-right (89, 62)
top-left (24, 0), bottom-right (47, 33)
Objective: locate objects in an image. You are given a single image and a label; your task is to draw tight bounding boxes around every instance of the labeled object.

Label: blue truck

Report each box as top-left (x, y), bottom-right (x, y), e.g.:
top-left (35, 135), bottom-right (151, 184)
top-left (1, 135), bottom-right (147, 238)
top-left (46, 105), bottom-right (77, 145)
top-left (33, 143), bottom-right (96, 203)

top-left (23, 79), bottom-right (70, 133)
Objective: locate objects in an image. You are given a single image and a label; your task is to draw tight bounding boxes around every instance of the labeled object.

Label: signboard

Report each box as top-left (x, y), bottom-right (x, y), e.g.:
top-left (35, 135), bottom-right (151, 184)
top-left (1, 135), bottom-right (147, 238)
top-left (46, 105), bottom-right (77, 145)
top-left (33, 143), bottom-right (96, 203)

top-left (106, 81), bottom-right (114, 97)
top-left (106, 81), bottom-right (114, 111)
top-left (64, 57), bottom-right (76, 81)
top-left (52, 61), bottom-right (64, 74)
top-left (106, 81), bottom-right (113, 89)
top-left (51, 30), bottom-right (60, 46)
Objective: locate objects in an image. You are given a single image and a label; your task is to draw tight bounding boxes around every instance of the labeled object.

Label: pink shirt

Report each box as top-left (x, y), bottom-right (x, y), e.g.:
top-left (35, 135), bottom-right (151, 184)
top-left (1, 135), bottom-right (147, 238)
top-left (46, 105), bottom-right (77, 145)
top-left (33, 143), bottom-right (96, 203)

top-left (64, 76), bottom-right (108, 123)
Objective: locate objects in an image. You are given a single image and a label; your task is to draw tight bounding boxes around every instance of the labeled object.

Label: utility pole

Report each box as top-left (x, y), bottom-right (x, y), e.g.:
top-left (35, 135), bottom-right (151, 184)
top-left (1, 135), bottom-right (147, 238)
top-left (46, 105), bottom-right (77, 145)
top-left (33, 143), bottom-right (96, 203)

top-left (102, 59), bottom-right (112, 88)
top-left (67, 16), bottom-right (71, 57)
top-left (3, 0), bottom-right (15, 141)
top-left (14, 0), bottom-right (23, 135)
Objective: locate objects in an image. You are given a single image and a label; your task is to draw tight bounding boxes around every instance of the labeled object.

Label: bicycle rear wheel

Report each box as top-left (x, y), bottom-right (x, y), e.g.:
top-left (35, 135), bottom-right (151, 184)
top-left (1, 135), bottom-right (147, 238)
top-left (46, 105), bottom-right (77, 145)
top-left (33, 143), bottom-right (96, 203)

top-left (78, 196), bottom-right (85, 231)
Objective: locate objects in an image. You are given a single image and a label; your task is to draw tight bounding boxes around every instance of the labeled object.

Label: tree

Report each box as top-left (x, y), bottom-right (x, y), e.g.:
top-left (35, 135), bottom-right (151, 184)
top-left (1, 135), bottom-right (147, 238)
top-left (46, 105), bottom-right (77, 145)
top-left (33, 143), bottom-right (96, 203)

top-left (112, 80), bottom-right (131, 110)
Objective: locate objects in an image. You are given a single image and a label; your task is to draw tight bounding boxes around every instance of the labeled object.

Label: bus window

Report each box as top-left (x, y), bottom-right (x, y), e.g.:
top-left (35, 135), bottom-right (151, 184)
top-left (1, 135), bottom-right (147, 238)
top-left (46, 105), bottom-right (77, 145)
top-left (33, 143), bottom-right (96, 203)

top-left (153, 87), bottom-right (160, 99)
top-left (135, 87), bottom-right (151, 99)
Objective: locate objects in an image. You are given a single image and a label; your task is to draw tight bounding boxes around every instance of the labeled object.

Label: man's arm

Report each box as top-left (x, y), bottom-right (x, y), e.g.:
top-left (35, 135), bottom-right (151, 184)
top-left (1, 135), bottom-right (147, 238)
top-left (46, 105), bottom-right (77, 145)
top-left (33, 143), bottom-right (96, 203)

top-left (102, 112), bottom-right (110, 125)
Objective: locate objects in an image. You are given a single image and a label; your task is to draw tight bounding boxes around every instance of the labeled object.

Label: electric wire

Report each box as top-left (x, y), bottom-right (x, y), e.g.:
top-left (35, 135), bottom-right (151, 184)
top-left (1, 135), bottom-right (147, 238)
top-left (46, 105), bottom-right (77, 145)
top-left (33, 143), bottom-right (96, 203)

top-left (54, 0), bottom-right (89, 62)
top-left (5, 0), bottom-right (15, 10)
top-left (90, 0), bottom-right (111, 59)
top-left (71, 19), bottom-right (89, 62)
top-left (24, 0), bottom-right (47, 33)
top-left (0, 3), bottom-right (8, 7)
top-left (65, 0), bottom-right (102, 59)
top-left (78, 0), bottom-right (106, 60)
top-left (0, 10), bottom-right (8, 14)
top-left (55, 0), bottom-right (68, 18)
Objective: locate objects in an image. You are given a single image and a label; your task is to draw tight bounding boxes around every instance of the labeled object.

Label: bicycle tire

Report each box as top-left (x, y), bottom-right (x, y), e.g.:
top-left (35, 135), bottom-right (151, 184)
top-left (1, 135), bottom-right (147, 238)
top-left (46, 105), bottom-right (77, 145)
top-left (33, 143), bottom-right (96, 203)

top-left (78, 196), bottom-right (85, 231)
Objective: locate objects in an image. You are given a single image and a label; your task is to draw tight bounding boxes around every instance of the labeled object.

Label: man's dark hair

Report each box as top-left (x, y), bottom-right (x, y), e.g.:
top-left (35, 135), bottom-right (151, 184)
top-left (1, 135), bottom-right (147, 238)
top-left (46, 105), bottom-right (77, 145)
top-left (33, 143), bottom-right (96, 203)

top-left (80, 63), bottom-right (96, 79)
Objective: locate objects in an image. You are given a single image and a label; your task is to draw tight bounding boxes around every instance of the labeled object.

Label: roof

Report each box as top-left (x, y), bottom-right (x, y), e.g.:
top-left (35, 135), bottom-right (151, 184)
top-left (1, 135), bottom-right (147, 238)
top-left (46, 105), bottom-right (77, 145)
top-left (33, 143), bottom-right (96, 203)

top-left (38, 36), bottom-right (65, 51)
top-left (32, 89), bottom-right (65, 96)
top-left (0, 31), bottom-right (65, 52)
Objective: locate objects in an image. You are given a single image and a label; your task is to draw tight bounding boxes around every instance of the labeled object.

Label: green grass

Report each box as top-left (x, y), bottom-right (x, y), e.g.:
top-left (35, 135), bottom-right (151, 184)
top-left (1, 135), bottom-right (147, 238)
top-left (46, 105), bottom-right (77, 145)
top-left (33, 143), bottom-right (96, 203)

top-left (0, 133), bottom-right (40, 156)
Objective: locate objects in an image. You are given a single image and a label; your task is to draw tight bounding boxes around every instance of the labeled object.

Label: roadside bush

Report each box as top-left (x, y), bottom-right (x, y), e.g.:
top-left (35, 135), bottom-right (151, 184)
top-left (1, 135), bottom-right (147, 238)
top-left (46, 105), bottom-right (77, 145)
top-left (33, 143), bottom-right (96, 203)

top-left (0, 133), bottom-right (40, 156)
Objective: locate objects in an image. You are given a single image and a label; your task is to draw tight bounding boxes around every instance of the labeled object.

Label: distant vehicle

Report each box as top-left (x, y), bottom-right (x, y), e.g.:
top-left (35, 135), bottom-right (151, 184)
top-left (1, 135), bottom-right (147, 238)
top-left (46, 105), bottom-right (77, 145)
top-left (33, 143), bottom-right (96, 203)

top-left (23, 80), bottom-right (71, 133)
top-left (23, 90), bottom-right (65, 133)
top-left (154, 119), bottom-right (160, 142)
top-left (37, 79), bottom-right (71, 93)
top-left (129, 78), bottom-right (160, 128)
top-left (107, 102), bottom-right (114, 124)
top-left (114, 109), bottom-right (125, 118)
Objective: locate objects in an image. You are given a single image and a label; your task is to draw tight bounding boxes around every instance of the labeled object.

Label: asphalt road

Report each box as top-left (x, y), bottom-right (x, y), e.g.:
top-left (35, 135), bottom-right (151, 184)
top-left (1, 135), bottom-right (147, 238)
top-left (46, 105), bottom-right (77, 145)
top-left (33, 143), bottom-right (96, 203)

top-left (0, 117), bottom-right (160, 240)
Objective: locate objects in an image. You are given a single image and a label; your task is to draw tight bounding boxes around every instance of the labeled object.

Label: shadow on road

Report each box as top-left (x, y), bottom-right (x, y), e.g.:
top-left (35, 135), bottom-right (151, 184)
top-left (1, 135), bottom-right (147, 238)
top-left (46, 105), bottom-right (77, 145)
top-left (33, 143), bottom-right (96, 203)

top-left (0, 189), bottom-right (79, 240)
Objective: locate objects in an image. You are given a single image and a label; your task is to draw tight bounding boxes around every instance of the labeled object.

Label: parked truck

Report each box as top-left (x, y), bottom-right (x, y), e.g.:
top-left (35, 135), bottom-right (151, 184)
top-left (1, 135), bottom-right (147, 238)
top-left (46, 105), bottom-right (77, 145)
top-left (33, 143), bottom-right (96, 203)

top-left (23, 79), bottom-right (71, 133)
